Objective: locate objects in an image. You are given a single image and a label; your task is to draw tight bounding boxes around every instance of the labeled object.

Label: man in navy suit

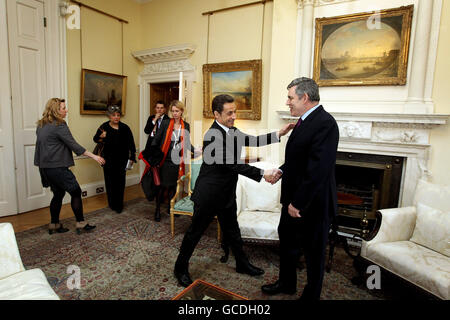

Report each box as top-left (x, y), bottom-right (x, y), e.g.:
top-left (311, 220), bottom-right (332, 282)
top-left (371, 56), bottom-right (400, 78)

top-left (261, 77), bottom-right (339, 300)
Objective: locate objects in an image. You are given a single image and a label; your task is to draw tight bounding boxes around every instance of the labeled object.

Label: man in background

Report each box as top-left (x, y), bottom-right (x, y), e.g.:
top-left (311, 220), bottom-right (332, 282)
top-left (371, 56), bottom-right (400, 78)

top-left (143, 100), bottom-right (169, 158)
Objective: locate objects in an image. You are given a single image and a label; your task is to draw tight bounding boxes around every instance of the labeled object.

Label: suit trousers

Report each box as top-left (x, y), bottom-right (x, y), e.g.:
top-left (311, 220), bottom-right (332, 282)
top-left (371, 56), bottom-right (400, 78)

top-left (175, 202), bottom-right (248, 271)
top-left (103, 164), bottom-right (126, 212)
top-left (278, 205), bottom-right (331, 300)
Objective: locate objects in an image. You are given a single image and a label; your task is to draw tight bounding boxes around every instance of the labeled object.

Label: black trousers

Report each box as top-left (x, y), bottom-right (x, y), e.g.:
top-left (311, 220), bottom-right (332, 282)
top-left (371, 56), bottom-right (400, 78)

top-left (278, 205), bottom-right (331, 300)
top-left (103, 165), bottom-right (126, 211)
top-left (175, 202), bottom-right (248, 271)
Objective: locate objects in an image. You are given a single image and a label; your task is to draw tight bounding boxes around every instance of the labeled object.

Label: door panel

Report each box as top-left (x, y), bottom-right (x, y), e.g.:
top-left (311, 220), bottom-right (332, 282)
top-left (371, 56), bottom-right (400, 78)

top-left (7, 0), bottom-right (51, 213)
top-left (149, 82), bottom-right (179, 113)
top-left (0, 0), bottom-right (18, 216)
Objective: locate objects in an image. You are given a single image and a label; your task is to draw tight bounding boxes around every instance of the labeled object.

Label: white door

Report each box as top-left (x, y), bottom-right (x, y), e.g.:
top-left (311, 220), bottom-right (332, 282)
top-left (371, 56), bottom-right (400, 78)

top-left (0, 0), bottom-right (18, 217)
top-left (7, 0), bottom-right (52, 213)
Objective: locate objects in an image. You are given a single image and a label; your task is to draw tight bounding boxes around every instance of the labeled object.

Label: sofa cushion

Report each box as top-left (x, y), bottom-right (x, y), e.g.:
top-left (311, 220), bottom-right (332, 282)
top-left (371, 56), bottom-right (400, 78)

top-left (364, 241), bottom-right (450, 300)
top-left (238, 210), bottom-right (280, 241)
top-left (241, 162), bottom-right (280, 213)
top-left (0, 268), bottom-right (59, 300)
top-left (410, 203), bottom-right (450, 257)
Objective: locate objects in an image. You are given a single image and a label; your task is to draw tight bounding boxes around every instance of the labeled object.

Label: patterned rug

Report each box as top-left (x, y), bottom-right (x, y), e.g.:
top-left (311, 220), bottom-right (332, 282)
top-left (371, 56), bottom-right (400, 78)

top-left (15, 198), bottom-right (432, 300)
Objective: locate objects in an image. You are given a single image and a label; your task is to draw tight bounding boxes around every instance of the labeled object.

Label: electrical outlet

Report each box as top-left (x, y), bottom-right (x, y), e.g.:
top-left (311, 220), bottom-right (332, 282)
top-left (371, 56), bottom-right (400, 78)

top-left (96, 187), bottom-right (104, 194)
top-left (81, 190), bottom-right (87, 197)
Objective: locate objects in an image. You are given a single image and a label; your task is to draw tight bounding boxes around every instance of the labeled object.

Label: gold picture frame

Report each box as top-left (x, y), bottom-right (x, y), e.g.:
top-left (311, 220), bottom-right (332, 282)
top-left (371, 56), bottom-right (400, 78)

top-left (203, 60), bottom-right (262, 120)
top-left (313, 5), bottom-right (413, 87)
top-left (80, 68), bottom-right (127, 115)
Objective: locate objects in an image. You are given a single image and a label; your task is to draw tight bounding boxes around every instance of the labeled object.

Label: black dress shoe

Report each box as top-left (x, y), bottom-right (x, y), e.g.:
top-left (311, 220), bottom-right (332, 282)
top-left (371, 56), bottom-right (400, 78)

top-left (236, 262), bottom-right (264, 276)
top-left (261, 280), bottom-right (296, 295)
top-left (174, 269), bottom-right (193, 287)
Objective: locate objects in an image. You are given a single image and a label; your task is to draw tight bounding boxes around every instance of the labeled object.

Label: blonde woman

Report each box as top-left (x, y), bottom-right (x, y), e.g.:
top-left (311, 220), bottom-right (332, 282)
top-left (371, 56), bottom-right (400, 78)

top-left (34, 98), bottom-right (105, 235)
top-left (151, 100), bottom-right (201, 221)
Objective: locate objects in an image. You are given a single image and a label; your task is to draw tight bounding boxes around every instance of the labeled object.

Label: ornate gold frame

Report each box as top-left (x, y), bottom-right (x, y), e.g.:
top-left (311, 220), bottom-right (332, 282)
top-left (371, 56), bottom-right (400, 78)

top-left (203, 60), bottom-right (262, 120)
top-left (313, 5), bottom-right (413, 87)
top-left (80, 68), bottom-right (127, 115)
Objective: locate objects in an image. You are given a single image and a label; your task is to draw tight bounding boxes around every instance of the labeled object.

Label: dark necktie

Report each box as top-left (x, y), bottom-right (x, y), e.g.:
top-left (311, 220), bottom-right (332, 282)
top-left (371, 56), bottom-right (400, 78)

top-left (295, 118), bottom-right (302, 128)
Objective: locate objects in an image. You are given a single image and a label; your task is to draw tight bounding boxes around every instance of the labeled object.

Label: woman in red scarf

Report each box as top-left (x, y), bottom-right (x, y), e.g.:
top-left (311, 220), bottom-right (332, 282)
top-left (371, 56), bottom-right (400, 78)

top-left (151, 100), bottom-right (201, 222)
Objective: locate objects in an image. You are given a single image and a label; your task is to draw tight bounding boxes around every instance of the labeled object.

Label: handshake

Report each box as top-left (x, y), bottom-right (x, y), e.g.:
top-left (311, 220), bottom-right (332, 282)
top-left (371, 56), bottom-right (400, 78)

top-left (263, 168), bottom-right (282, 184)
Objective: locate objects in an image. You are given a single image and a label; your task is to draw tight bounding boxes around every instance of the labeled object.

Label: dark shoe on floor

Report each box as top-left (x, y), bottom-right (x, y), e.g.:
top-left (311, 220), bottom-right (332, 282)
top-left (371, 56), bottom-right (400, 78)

top-left (48, 223), bottom-right (69, 235)
top-left (236, 262), bottom-right (264, 276)
top-left (154, 208), bottom-right (161, 222)
top-left (174, 268), bottom-right (193, 287)
top-left (76, 223), bottom-right (96, 235)
top-left (114, 208), bottom-right (123, 214)
top-left (261, 280), bottom-right (296, 295)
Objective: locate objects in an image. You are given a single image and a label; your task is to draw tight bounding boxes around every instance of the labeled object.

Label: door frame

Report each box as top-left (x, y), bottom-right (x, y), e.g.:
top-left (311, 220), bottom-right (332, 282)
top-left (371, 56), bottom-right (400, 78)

top-left (0, 0), bottom-right (67, 214)
top-left (138, 69), bottom-right (195, 178)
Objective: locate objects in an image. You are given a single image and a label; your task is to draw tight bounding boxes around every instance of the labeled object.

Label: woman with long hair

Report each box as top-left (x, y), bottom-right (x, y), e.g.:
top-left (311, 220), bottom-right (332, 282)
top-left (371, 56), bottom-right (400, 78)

top-left (93, 105), bottom-right (136, 213)
top-left (34, 98), bottom-right (105, 235)
top-left (151, 100), bottom-right (201, 222)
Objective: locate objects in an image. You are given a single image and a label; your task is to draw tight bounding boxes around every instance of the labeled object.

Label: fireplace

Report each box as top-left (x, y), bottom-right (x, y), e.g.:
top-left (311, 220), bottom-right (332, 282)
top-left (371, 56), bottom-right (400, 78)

top-left (335, 152), bottom-right (404, 236)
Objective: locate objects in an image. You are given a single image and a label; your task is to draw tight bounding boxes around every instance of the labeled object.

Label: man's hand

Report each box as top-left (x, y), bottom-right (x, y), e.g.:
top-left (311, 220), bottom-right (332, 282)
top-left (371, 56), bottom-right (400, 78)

top-left (263, 168), bottom-right (282, 184)
top-left (278, 123), bottom-right (296, 138)
top-left (288, 203), bottom-right (301, 218)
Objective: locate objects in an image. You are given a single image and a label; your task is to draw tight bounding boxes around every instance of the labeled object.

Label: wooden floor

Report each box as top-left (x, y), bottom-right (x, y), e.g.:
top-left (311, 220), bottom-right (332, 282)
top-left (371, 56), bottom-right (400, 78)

top-left (0, 184), bottom-right (145, 233)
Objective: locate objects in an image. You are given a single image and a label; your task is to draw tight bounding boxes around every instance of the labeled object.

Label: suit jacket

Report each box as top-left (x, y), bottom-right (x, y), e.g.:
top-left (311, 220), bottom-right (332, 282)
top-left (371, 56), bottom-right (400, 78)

top-left (144, 114), bottom-right (169, 152)
top-left (191, 121), bottom-right (279, 209)
top-left (279, 105), bottom-right (339, 221)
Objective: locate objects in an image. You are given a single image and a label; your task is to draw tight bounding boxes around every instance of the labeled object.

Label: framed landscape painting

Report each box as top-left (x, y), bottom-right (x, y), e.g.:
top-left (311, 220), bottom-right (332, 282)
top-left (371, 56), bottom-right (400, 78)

top-left (203, 60), bottom-right (262, 120)
top-left (80, 69), bottom-right (127, 115)
top-left (313, 5), bottom-right (413, 86)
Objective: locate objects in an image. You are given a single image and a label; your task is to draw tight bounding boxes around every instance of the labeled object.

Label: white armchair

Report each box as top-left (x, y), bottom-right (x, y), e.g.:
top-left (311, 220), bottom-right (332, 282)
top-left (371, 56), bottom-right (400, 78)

top-left (236, 161), bottom-right (282, 242)
top-left (361, 179), bottom-right (450, 300)
top-left (0, 223), bottom-right (59, 300)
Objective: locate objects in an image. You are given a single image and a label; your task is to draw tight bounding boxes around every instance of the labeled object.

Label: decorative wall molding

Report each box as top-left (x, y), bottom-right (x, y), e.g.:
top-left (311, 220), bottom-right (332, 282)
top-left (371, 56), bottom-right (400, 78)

top-left (132, 43), bottom-right (196, 64)
top-left (141, 60), bottom-right (195, 76)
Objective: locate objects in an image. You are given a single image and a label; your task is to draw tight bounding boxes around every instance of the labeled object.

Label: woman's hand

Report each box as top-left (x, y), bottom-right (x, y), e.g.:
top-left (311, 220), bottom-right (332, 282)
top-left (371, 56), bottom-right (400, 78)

top-left (83, 150), bottom-right (105, 166)
top-left (94, 155), bottom-right (106, 166)
top-left (99, 129), bottom-right (106, 139)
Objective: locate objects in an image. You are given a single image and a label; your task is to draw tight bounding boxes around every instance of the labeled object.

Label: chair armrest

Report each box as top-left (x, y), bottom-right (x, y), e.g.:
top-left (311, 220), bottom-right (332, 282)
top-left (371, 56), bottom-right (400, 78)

top-left (0, 223), bottom-right (25, 280)
top-left (361, 206), bottom-right (417, 257)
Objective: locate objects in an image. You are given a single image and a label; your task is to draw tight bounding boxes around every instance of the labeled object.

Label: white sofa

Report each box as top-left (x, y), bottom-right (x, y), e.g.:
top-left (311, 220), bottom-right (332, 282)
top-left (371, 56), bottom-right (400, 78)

top-left (0, 223), bottom-right (59, 300)
top-left (236, 161), bottom-right (281, 242)
top-left (361, 179), bottom-right (450, 300)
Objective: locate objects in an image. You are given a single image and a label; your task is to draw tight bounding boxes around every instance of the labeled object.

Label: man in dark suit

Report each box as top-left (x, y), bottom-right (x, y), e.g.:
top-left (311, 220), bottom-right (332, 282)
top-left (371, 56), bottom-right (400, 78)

top-left (143, 100), bottom-right (169, 159)
top-left (174, 94), bottom-right (294, 287)
top-left (261, 77), bottom-right (339, 300)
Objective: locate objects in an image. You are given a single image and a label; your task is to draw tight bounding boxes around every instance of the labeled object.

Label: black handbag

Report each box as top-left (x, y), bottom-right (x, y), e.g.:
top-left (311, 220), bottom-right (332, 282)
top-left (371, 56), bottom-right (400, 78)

top-left (93, 142), bottom-right (104, 156)
top-left (141, 169), bottom-right (159, 201)
top-left (93, 125), bottom-right (105, 156)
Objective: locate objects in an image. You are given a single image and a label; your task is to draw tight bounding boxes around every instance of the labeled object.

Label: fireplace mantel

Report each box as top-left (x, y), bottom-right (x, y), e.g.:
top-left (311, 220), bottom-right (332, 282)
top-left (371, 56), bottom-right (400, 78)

top-left (277, 110), bottom-right (449, 207)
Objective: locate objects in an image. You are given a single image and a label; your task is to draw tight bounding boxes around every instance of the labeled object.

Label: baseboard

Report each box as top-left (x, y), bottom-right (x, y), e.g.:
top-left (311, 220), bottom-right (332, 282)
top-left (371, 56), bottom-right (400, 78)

top-left (62, 174), bottom-right (140, 204)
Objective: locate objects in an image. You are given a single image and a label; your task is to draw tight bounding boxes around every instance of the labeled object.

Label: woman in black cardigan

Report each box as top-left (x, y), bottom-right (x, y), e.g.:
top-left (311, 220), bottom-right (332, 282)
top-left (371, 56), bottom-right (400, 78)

top-left (93, 105), bottom-right (136, 213)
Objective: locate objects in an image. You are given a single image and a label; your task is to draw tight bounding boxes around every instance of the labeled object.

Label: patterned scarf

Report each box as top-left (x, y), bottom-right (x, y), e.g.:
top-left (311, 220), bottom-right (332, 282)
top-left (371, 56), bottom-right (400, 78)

top-left (160, 118), bottom-right (185, 178)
